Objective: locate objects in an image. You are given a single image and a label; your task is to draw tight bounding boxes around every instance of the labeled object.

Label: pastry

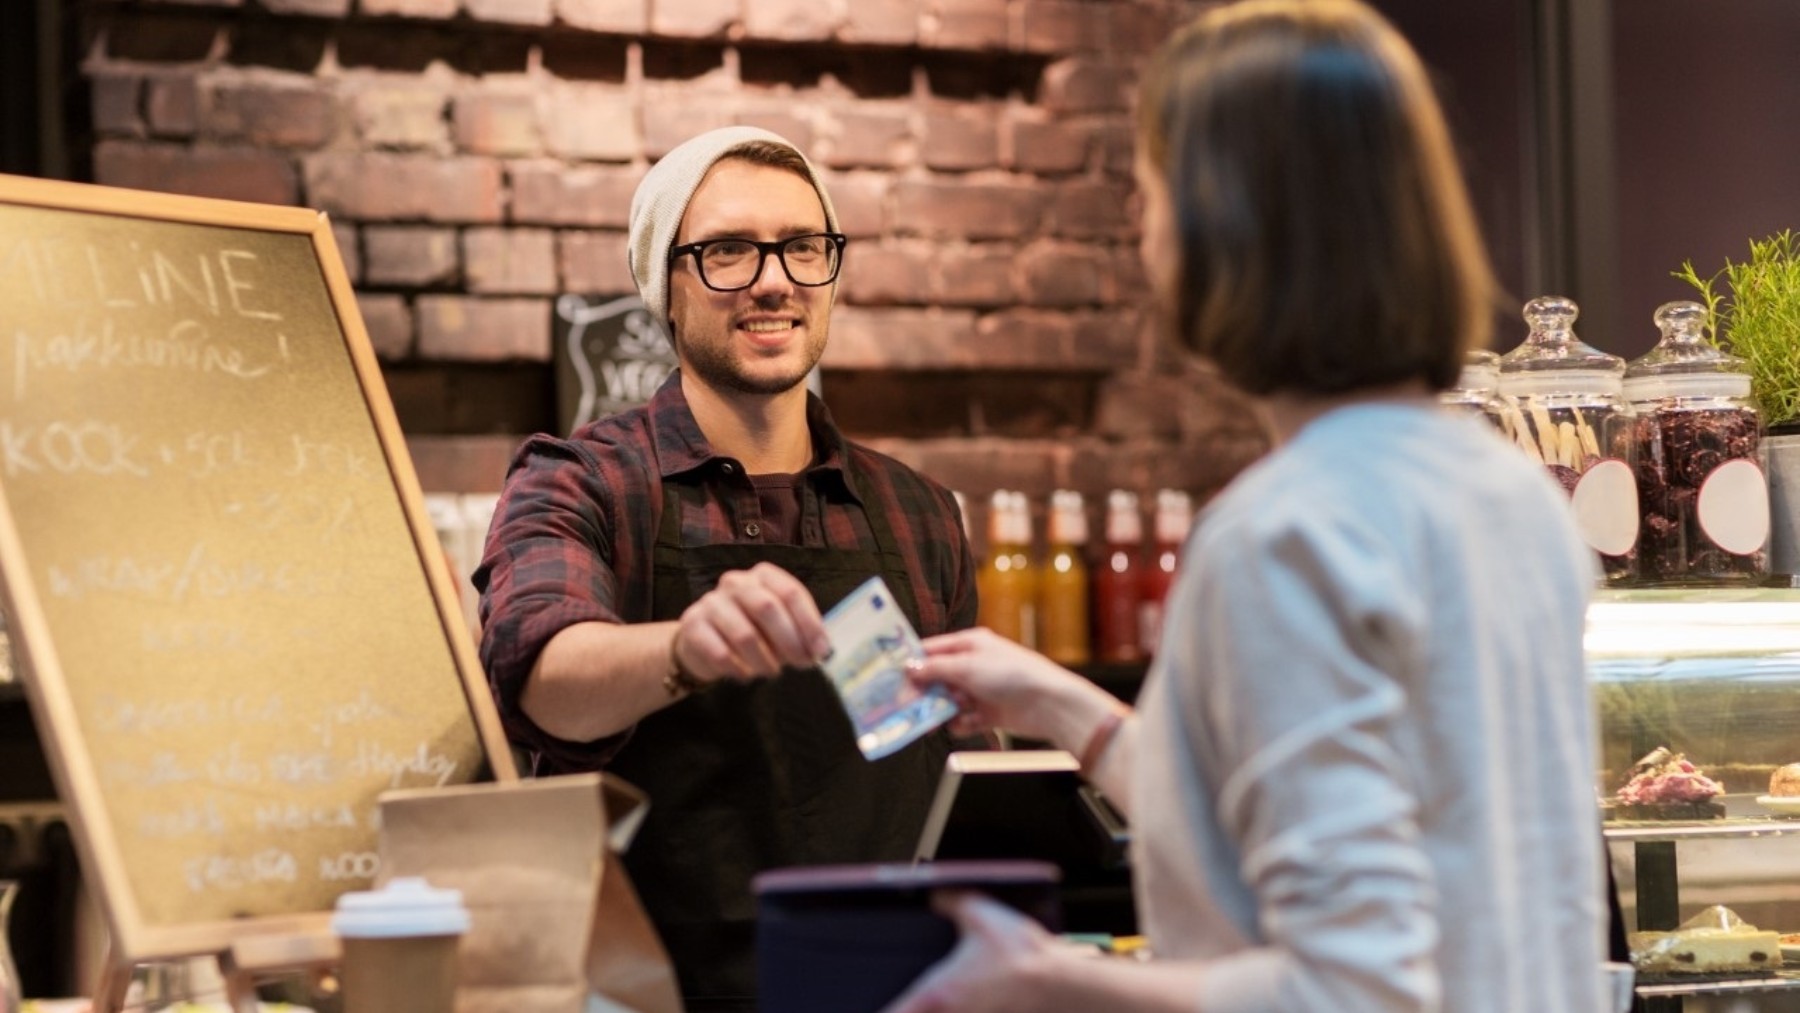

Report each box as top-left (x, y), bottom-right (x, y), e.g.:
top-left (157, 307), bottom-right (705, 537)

top-left (1611, 746), bottom-right (1725, 820)
top-left (1631, 905), bottom-right (1781, 975)
top-left (1769, 763), bottom-right (1800, 797)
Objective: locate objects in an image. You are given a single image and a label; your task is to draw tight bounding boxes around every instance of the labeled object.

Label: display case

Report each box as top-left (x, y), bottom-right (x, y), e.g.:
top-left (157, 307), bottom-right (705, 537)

top-left (1592, 588), bottom-right (1800, 1011)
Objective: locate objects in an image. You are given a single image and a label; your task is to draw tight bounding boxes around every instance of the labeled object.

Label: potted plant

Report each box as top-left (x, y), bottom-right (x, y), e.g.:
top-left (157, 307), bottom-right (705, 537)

top-left (1677, 230), bottom-right (1800, 579)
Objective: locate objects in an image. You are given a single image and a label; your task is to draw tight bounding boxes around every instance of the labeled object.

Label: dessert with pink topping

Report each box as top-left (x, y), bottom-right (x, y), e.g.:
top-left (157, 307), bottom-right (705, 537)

top-left (1612, 746), bottom-right (1725, 820)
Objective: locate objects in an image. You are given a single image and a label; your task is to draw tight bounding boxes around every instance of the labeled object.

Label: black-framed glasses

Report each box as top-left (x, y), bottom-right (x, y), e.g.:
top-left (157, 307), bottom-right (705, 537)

top-left (669, 233), bottom-right (848, 292)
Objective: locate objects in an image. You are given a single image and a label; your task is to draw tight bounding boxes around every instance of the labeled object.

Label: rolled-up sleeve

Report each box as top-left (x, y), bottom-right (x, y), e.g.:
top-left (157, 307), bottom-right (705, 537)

top-left (1193, 519), bottom-right (1440, 1013)
top-left (474, 435), bottom-right (632, 767)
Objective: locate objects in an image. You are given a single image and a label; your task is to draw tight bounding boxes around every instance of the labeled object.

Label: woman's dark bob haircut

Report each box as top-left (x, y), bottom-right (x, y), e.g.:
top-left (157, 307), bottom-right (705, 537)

top-left (1139, 0), bottom-right (1497, 396)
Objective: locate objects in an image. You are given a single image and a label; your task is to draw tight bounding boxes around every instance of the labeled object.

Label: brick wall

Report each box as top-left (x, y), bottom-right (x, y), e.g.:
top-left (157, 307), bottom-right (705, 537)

top-left (82, 0), bottom-right (1266, 552)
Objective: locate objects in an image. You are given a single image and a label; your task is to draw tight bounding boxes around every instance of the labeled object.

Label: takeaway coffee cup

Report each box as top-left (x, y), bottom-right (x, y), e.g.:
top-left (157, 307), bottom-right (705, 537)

top-left (332, 877), bottom-right (469, 1013)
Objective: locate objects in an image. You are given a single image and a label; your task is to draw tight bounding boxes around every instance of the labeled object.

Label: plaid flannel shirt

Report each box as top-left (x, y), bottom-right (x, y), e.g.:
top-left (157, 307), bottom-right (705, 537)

top-left (474, 372), bottom-right (978, 772)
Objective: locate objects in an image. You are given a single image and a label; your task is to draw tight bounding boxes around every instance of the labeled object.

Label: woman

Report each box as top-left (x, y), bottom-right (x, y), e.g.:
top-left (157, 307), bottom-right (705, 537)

top-left (884, 2), bottom-right (1607, 1011)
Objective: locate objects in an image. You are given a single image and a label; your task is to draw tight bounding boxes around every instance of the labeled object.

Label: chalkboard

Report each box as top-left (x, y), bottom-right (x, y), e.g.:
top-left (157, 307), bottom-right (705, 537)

top-left (0, 174), bottom-right (516, 961)
top-left (553, 294), bottom-right (678, 435)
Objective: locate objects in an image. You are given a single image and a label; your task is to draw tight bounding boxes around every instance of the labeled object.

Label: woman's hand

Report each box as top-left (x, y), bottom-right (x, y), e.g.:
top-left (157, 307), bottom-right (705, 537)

top-left (912, 628), bottom-right (1122, 752)
top-left (879, 891), bottom-right (1063, 1013)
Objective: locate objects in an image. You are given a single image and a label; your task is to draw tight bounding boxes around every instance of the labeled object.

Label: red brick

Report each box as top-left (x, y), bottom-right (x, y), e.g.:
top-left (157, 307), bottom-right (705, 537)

top-left (510, 161), bottom-right (638, 227)
top-left (840, 241), bottom-right (934, 306)
top-left (351, 84), bottom-right (450, 150)
top-left (465, 0), bottom-right (552, 25)
top-left (642, 98), bottom-right (732, 160)
top-left (843, 0), bottom-right (920, 45)
top-left (818, 172), bottom-right (887, 238)
top-left (92, 74), bottom-right (143, 138)
top-left (464, 227), bottom-right (557, 295)
top-left (361, 0), bottom-right (456, 15)
top-left (823, 307), bottom-right (980, 369)
top-left (558, 230), bottom-right (636, 294)
top-left (95, 141), bottom-right (299, 205)
top-left (1012, 0), bottom-right (1103, 54)
top-left (971, 308), bottom-right (1077, 367)
top-left (331, 220), bottom-right (361, 283)
top-left (922, 108), bottom-right (999, 171)
top-left (1112, 4), bottom-right (1179, 55)
top-left (743, 0), bottom-right (842, 40)
top-left (146, 75), bottom-right (199, 137)
top-left (304, 153), bottom-right (503, 222)
top-left (1068, 308), bottom-right (1143, 366)
top-left (453, 90), bottom-right (542, 157)
top-left (924, 0), bottom-right (1007, 50)
top-left (416, 296), bottom-right (552, 361)
top-left (555, 0), bottom-right (648, 32)
top-left (1006, 117), bottom-right (1087, 174)
top-left (543, 86), bottom-right (637, 161)
top-left (1112, 246), bottom-right (1150, 303)
top-left (859, 437), bottom-right (1063, 501)
top-left (406, 435), bottom-right (521, 494)
top-left (821, 109), bottom-right (912, 170)
top-left (734, 107), bottom-right (815, 153)
top-left (1094, 122), bottom-right (1136, 176)
top-left (261, 0), bottom-right (349, 14)
top-left (1020, 245), bottom-right (1107, 306)
top-left (1041, 59), bottom-right (1134, 114)
top-left (933, 244), bottom-right (1016, 306)
top-left (650, 0), bottom-right (738, 37)
top-left (1050, 180), bottom-right (1134, 239)
top-left (356, 292), bottom-right (414, 360)
top-left (204, 82), bottom-right (336, 149)
top-left (1094, 374), bottom-right (1182, 439)
top-left (892, 179), bottom-right (1045, 240)
top-left (364, 226), bottom-right (461, 286)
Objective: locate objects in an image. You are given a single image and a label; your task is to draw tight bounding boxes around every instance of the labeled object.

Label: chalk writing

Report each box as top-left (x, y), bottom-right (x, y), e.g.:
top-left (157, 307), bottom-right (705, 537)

top-left (0, 235), bottom-right (285, 322)
top-left (318, 851), bottom-right (380, 882)
top-left (347, 739), bottom-right (458, 788)
top-left (7, 318), bottom-right (286, 402)
top-left (285, 434), bottom-right (375, 479)
top-left (254, 802), bottom-right (357, 834)
top-left (1, 419), bottom-right (148, 478)
top-left (140, 798), bottom-right (225, 840)
top-left (140, 618), bottom-right (255, 655)
top-left (183, 848), bottom-right (298, 893)
top-left (92, 692), bottom-right (285, 736)
top-left (305, 687), bottom-right (399, 748)
top-left (46, 543), bottom-right (340, 603)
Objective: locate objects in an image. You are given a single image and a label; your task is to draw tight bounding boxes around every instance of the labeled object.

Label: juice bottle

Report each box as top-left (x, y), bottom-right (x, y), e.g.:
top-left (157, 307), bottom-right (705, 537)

top-left (1138, 489), bottom-right (1193, 657)
top-left (1037, 490), bottom-right (1091, 667)
top-left (1093, 490), bottom-right (1145, 664)
top-left (977, 490), bottom-right (1037, 647)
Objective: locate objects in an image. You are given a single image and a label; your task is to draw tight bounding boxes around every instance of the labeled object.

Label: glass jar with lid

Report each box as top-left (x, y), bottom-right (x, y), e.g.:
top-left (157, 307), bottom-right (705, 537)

top-left (1438, 349), bottom-right (1506, 430)
top-left (1497, 295), bottom-right (1640, 584)
top-left (1623, 300), bottom-right (1769, 584)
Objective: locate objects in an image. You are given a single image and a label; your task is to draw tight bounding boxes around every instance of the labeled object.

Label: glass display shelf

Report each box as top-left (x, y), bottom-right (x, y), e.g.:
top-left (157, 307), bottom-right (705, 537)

top-left (1636, 972), bottom-right (1800, 999)
top-left (1604, 795), bottom-right (1800, 843)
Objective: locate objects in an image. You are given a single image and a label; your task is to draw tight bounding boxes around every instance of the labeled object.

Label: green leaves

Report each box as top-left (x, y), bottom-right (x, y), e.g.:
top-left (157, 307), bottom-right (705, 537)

top-left (1675, 230), bottom-right (1800, 428)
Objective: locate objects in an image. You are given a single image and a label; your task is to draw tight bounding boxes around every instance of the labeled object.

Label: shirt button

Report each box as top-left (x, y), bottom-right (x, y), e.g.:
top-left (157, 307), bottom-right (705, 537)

top-left (720, 462), bottom-right (737, 474)
top-left (744, 522), bottom-right (761, 538)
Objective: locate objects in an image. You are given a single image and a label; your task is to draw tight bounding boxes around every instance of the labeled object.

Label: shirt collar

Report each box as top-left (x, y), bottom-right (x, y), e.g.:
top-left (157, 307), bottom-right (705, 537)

top-left (648, 370), bottom-right (860, 502)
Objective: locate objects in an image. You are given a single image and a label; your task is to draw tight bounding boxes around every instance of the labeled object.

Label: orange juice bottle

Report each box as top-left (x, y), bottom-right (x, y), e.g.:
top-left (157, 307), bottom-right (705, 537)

top-left (1038, 490), bottom-right (1091, 666)
top-left (978, 490), bottom-right (1037, 647)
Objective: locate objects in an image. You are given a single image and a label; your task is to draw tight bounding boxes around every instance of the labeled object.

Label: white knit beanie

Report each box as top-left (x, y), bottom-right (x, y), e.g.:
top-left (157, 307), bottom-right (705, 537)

top-left (627, 126), bottom-right (841, 325)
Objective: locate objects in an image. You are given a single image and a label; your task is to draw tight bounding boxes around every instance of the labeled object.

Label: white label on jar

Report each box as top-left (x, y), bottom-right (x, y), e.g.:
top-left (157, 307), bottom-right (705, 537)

top-left (1698, 457), bottom-right (1770, 554)
top-left (1571, 459), bottom-right (1639, 556)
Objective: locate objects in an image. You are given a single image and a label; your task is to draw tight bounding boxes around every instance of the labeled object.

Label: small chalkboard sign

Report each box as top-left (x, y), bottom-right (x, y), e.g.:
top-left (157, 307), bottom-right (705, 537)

top-left (553, 294), bottom-right (678, 435)
top-left (0, 174), bottom-right (516, 967)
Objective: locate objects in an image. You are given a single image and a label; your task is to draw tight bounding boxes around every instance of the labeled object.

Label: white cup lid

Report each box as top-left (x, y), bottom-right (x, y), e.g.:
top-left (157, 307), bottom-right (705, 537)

top-left (332, 877), bottom-right (469, 939)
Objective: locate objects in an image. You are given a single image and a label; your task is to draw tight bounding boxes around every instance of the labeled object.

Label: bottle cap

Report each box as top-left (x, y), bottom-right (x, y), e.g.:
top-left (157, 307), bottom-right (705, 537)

top-left (1105, 490), bottom-right (1142, 544)
top-left (1048, 490), bottom-right (1088, 545)
top-left (1153, 490), bottom-right (1193, 544)
top-left (332, 877), bottom-right (469, 939)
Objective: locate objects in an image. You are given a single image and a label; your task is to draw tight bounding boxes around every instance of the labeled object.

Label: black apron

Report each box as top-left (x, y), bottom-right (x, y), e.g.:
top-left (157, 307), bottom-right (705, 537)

top-left (606, 472), bottom-right (950, 1012)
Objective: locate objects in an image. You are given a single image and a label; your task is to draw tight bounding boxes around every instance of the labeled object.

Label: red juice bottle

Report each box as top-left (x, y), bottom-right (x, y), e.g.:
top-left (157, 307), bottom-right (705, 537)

top-left (1093, 490), bottom-right (1145, 664)
top-left (1138, 489), bottom-right (1193, 657)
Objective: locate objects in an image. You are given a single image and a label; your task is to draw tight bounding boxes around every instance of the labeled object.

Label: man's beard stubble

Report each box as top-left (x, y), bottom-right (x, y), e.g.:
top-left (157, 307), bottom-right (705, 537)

top-left (674, 301), bottom-right (829, 397)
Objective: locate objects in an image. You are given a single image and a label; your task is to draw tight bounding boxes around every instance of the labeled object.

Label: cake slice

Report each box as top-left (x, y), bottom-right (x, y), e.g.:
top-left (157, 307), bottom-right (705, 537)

top-left (1631, 905), bottom-right (1781, 975)
top-left (1611, 746), bottom-right (1725, 820)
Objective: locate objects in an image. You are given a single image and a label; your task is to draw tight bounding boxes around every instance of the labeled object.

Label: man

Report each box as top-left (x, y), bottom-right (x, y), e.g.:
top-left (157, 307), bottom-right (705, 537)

top-left (474, 126), bottom-right (978, 1011)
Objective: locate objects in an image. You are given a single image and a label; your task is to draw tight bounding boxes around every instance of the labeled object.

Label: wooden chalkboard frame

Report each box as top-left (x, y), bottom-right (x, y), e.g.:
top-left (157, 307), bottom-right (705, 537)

top-left (0, 174), bottom-right (518, 965)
